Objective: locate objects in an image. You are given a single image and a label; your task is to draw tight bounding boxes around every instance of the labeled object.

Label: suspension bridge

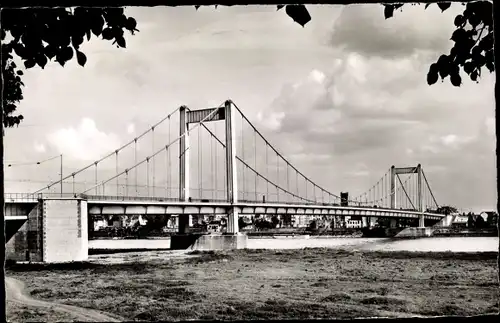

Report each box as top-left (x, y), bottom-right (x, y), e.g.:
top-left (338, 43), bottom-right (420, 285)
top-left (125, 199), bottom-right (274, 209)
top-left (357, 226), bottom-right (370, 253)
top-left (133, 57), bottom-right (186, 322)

top-left (5, 100), bottom-right (445, 262)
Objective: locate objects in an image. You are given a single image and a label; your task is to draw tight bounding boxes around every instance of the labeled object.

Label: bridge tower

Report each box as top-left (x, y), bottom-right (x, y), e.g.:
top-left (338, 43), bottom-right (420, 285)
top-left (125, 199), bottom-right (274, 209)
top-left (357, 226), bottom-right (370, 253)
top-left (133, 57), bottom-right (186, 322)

top-left (179, 101), bottom-right (240, 234)
top-left (390, 164), bottom-right (424, 227)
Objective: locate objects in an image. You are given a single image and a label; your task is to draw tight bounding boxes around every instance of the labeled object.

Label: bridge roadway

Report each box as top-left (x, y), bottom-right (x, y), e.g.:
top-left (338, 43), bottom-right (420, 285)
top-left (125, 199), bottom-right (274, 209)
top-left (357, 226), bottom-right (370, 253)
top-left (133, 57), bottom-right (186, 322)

top-left (82, 195), bottom-right (444, 220)
top-left (3, 194), bottom-right (444, 221)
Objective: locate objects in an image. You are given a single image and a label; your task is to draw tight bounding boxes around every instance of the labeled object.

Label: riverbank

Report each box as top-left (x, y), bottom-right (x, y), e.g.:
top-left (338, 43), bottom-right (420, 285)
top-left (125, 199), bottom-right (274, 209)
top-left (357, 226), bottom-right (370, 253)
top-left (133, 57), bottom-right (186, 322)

top-left (6, 249), bottom-right (498, 321)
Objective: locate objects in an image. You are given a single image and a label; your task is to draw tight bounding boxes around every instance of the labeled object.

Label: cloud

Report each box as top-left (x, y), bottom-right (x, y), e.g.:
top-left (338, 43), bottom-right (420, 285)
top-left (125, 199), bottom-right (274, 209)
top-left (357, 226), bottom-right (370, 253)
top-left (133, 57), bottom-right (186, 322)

top-left (34, 142), bottom-right (46, 153)
top-left (127, 123), bottom-right (136, 134)
top-left (329, 4), bottom-right (462, 59)
top-left (47, 118), bottom-right (121, 162)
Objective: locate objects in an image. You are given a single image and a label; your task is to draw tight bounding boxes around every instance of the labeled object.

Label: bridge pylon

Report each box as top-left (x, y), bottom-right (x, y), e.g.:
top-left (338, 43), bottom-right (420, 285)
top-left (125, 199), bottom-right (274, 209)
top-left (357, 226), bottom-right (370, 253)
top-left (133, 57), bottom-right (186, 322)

top-left (179, 100), bottom-right (239, 234)
top-left (390, 164), bottom-right (424, 227)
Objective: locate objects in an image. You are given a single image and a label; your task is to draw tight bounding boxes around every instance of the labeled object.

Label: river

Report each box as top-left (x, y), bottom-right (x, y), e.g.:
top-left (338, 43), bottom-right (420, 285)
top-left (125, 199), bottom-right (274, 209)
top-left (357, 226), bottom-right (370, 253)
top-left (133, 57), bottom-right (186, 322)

top-left (88, 236), bottom-right (499, 252)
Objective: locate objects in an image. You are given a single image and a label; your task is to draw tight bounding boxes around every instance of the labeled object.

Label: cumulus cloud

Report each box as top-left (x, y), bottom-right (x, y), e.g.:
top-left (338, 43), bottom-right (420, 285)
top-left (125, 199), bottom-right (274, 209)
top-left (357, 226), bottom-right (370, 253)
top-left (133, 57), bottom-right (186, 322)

top-left (329, 4), bottom-right (462, 59)
top-left (47, 118), bottom-right (121, 162)
top-left (127, 123), bottom-right (136, 134)
top-left (34, 141), bottom-right (46, 153)
top-left (256, 39), bottom-right (494, 209)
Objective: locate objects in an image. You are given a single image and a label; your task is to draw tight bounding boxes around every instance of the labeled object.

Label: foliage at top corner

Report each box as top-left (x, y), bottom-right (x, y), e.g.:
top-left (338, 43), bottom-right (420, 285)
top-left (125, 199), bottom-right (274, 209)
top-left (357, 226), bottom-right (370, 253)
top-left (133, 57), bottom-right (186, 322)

top-left (384, 2), bottom-right (494, 87)
top-left (1, 8), bottom-right (139, 128)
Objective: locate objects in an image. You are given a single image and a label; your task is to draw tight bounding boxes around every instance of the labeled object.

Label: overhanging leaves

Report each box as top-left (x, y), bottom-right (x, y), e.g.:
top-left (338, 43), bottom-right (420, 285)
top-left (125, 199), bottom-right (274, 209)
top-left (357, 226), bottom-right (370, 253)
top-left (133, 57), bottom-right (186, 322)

top-left (385, 2), bottom-right (493, 87)
top-left (284, 4), bottom-right (311, 27)
top-left (1, 7), bottom-right (139, 128)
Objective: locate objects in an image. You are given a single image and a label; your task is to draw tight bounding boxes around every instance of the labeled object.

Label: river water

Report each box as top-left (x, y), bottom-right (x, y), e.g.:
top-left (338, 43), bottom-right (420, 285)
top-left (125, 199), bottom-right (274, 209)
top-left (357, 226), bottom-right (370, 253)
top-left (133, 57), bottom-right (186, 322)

top-left (89, 236), bottom-right (498, 253)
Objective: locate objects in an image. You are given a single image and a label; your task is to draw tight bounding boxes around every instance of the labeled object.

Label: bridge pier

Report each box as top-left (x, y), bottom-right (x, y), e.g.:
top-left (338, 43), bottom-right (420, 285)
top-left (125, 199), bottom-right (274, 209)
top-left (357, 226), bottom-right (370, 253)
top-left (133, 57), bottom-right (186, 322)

top-left (6, 198), bottom-right (88, 263)
top-left (419, 214), bottom-right (425, 228)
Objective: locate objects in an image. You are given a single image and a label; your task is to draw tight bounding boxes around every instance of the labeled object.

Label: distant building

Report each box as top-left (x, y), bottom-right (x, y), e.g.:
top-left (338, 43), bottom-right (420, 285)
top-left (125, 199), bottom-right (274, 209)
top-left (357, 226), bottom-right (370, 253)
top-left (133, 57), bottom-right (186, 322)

top-left (346, 219), bottom-right (362, 228)
top-left (93, 217), bottom-right (107, 231)
top-left (480, 211), bottom-right (498, 228)
top-left (451, 215), bottom-right (468, 229)
top-left (208, 221), bottom-right (222, 233)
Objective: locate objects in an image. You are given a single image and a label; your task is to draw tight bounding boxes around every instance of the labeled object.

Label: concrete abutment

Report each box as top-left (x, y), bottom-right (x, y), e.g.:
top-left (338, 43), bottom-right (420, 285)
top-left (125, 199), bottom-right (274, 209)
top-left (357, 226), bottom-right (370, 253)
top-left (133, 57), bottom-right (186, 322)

top-left (6, 198), bottom-right (88, 263)
top-left (170, 233), bottom-right (248, 251)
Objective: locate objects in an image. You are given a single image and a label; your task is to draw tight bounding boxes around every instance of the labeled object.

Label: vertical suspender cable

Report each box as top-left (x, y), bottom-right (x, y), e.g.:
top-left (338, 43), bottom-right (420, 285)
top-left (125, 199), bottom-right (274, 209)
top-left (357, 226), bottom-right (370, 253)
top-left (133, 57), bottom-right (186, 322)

top-left (115, 151), bottom-right (119, 196)
top-left (241, 112), bottom-right (245, 201)
top-left (199, 123), bottom-right (203, 200)
top-left (254, 130), bottom-right (257, 201)
top-left (146, 158), bottom-right (150, 197)
top-left (276, 153), bottom-right (279, 202)
top-left (198, 125), bottom-right (201, 199)
top-left (125, 170), bottom-right (129, 197)
top-left (295, 172), bottom-right (300, 202)
top-left (152, 127), bottom-right (155, 197)
top-left (168, 116), bottom-right (171, 198)
top-left (305, 176), bottom-right (308, 202)
top-left (215, 125), bottom-right (218, 200)
top-left (94, 162), bottom-right (98, 195)
top-left (266, 145), bottom-right (269, 200)
top-left (211, 123), bottom-right (215, 200)
top-left (286, 164), bottom-right (290, 203)
top-left (134, 138), bottom-right (138, 195)
top-left (165, 147), bottom-right (168, 198)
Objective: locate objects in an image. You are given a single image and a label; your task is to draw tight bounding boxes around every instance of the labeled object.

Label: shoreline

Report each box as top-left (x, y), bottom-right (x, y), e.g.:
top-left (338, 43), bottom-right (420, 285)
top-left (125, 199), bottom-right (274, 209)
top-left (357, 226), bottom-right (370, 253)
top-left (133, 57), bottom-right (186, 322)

top-left (88, 230), bottom-right (498, 241)
top-left (81, 248), bottom-right (499, 258)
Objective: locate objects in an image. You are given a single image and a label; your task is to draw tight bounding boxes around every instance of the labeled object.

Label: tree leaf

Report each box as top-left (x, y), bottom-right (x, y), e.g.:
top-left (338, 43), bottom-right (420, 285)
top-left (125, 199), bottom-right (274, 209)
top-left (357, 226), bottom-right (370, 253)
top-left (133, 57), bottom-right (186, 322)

top-left (427, 65), bottom-right (439, 85)
top-left (125, 17), bottom-right (137, 32)
top-left (463, 62), bottom-right (474, 74)
top-left (470, 70), bottom-right (478, 81)
top-left (384, 5), bottom-right (395, 19)
top-left (90, 14), bottom-right (105, 36)
top-left (285, 5), bottom-right (311, 27)
top-left (450, 28), bottom-right (466, 42)
top-left (485, 60), bottom-right (494, 73)
top-left (76, 50), bottom-right (87, 67)
top-left (116, 36), bottom-right (126, 48)
top-left (437, 2), bottom-right (451, 12)
top-left (450, 73), bottom-right (462, 87)
top-left (35, 53), bottom-right (48, 69)
top-left (469, 14), bottom-right (481, 28)
top-left (44, 45), bottom-right (57, 60)
top-left (24, 59), bottom-right (36, 69)
top-left (17, 70), bottom-right (23, 76)
top-left (454, 15), bottom-right (464, 27)
top-left (102, 27), bottom-right (114, 40)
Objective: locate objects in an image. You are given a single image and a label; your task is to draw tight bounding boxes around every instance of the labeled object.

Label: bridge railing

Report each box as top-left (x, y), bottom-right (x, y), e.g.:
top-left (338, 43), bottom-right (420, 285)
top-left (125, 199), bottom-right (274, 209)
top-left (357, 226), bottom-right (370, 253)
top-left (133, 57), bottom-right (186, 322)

top-left (3, 193), bottom-right (442, 216)
top-left (4, 193), bottom-right (39, 202)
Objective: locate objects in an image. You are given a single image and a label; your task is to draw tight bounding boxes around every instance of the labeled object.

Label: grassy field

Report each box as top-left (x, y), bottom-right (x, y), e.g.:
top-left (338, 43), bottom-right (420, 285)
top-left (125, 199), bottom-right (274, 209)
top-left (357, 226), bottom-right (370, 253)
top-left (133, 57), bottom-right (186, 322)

top-left (6, 249), bottom-right (499, 321)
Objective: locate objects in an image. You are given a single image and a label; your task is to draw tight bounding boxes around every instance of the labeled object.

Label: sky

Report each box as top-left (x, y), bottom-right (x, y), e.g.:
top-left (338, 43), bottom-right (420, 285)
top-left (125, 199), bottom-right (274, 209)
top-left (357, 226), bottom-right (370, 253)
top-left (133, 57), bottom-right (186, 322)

top-left (3, 4), bottom-right (496, 213)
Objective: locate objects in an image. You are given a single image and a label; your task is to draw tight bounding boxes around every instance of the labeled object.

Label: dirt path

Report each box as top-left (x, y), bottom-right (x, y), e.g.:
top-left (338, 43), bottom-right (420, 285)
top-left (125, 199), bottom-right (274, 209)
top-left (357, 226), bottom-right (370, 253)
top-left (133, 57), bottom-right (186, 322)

top-left (6, 277), bottom-right (123, 322)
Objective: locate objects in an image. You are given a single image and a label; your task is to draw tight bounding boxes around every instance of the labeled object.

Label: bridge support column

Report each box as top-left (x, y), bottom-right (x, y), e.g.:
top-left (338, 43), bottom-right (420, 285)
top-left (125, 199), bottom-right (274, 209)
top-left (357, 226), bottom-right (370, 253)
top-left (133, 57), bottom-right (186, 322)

top-left (417, 164), bottom-right (425, 227)
top-left (225, 100), bottom-right (240, 235)
top-left (390, 165), bottom-right (396, 209)
top-left (178, 215), bottom-right (190, 234)
top-left (179, 105), bottom-right (190, 203)
top-left (178, 106), bottom-right (192, 235)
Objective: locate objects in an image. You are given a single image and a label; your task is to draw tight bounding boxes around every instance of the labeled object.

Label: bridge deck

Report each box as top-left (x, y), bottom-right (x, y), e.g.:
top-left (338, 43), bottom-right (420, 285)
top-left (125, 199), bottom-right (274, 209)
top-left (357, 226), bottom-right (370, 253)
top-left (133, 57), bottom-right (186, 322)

top-left (84, 198), bottom-right (443, 220)
top-left (3, 195), bottom-right (444, 221)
